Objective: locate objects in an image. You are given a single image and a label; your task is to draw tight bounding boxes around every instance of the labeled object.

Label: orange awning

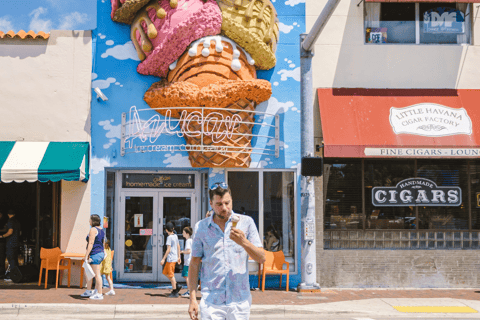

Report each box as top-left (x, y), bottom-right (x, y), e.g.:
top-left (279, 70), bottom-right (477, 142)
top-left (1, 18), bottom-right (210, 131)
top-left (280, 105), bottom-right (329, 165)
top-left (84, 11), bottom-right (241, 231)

top-left (318, 89), bottom-right (480, 158)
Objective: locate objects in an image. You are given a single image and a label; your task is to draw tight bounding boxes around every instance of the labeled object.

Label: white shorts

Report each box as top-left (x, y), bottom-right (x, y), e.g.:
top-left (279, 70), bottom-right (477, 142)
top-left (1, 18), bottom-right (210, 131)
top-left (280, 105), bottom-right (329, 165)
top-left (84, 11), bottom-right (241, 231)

top-left (200, 296), bottom-right (252, 320)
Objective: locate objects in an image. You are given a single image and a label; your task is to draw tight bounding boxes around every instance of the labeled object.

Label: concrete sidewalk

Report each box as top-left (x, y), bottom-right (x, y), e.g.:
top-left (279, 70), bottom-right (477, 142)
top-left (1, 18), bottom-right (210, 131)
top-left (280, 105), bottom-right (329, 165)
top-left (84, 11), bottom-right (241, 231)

top-left (2, 298), bottom-right (480, 319)
top-left (2, 283), bottom-right (480, 319)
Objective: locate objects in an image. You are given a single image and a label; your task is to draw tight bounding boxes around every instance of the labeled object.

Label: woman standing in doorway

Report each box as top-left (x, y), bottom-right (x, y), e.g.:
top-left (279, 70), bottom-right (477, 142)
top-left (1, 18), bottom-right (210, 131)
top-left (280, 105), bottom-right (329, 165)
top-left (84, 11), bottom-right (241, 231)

top-left (81, 214), bottom-right (105, 300)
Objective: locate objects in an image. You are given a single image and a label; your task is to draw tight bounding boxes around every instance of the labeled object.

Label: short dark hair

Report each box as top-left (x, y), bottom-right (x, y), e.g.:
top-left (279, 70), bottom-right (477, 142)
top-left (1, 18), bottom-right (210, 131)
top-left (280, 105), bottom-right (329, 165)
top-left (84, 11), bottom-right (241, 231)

top-left (165, 222), bottom-right (175, 232)
top-left (209, 183), bottom-right (231, 200)
top-left (7, 209), bottom-right (15, 216)
top-left (183, 226), bottom-right (193, 236)
top-left (90, 214), bottom-right (101, 227)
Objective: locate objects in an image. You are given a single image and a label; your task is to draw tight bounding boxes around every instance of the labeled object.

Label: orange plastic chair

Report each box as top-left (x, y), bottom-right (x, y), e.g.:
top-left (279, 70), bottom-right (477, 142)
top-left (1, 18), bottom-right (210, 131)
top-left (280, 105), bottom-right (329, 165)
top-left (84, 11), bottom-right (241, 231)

top-left (261, 250), bottom-right (290, 292)
top-left (38, 247), bottom-right (71, 289)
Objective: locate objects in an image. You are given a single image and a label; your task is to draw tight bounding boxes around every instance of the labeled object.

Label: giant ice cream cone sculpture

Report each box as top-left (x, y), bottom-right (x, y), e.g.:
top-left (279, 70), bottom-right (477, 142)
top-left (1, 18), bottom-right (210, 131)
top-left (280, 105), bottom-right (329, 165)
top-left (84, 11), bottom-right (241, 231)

top-left (144, 36), bottom-right (272, 167)
top-left (111, 0), bottom-right (279, 167)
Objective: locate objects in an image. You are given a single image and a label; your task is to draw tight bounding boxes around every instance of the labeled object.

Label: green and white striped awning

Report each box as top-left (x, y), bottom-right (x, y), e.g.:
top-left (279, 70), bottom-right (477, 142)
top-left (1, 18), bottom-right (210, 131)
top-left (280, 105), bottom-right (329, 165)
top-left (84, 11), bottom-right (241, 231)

top-left (0, 141), bottom-right (89, 183)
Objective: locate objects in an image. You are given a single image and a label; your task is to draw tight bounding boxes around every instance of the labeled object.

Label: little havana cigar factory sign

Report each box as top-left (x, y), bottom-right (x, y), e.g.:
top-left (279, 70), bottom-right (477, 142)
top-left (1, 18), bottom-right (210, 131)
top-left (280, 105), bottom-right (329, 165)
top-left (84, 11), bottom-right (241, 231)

top-left (389, 103), bottom-right (472, 137)
top-left (372, 178), bottom-right (461, 207)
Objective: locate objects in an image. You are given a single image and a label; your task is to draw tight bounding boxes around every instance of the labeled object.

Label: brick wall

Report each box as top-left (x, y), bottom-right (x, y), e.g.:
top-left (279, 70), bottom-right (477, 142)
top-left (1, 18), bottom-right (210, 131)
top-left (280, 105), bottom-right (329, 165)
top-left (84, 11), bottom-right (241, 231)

top-left (318, 249), bottom-right (480, 288)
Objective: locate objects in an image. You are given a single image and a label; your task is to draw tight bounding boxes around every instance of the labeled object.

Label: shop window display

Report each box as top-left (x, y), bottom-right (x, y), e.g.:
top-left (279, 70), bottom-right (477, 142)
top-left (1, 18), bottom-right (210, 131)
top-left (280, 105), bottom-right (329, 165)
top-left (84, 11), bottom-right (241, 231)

top-left (324, 159), bottom-right (480, 249)
top-left (365, 2), bottom-right (471, 45)
top-left (364, 160), bottom-right (416, 230)
top-left (228, 170), bottom-right (296, 263)
top-left (324, 161), bottom-right (363, 230)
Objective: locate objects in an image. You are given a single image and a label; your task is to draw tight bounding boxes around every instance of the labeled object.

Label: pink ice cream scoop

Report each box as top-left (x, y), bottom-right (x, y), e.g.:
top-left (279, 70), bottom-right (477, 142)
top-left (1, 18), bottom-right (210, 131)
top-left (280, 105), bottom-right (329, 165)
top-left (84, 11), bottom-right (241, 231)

top-left (130, 0), bottom-right (222, 78)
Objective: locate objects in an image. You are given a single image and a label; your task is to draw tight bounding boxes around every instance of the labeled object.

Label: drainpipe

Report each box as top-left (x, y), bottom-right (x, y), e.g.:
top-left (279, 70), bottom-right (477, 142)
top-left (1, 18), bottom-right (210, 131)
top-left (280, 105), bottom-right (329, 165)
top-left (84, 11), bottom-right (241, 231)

top-left (298, 0), bottom-right (341, 292)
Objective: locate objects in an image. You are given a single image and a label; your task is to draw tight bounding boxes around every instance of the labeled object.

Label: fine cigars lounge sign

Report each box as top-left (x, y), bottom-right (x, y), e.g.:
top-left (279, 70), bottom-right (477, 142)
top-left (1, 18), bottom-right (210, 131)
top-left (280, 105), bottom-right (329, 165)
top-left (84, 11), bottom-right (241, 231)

top-left (372, 178), bottom-right (461, 207)
top-left (122, 173), bottom-right (195, 189)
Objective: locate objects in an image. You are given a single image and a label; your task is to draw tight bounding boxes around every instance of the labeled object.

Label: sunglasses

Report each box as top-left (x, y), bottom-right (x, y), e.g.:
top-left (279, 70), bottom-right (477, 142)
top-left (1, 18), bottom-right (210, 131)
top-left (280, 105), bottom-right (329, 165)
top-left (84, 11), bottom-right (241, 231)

top-left (209, 182), bottom-right (229, 190)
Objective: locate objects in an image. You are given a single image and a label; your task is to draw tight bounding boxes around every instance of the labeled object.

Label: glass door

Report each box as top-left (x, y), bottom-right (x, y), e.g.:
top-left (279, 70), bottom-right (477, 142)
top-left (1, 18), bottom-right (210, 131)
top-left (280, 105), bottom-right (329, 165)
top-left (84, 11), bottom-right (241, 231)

top-left (158, 193), bottom-right (194, 282)
top-left (119, 191), bottom-right (159, 281)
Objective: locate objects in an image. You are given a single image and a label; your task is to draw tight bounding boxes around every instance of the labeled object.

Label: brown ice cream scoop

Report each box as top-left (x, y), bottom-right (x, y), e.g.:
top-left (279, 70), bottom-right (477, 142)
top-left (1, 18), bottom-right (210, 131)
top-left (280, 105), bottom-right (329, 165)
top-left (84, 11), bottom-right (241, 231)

top-left (111, 0), bottom-right (177, 24)
top-left (167, 35), bottom-right (257, 89)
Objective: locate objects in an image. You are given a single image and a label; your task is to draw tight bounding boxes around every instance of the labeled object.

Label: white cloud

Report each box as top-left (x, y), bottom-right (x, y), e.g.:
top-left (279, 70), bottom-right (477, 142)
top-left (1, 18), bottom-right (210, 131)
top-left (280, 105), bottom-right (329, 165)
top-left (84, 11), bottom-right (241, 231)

top-left (250, 160), bottom-right (268, 168)
top-left (101, 41), bottom-right (140, 61)
top-left (278, 22), bottom-right (294, 34)
top-left (266, 139), bottom-right (287, 148)
top-left (59, 12), bottom-right (88, 30)
top-left (91, 73), bottom-right (98, 80)
top-left (91, 156), bottom-right (118, 174)
top-left (285, 0), bottom-right (305, 6)
top-left (256, 97), bottom-right (295, 116)
top-left (0, 16), bottom-right (14, 31)
top-left (277, 67), bottom-right (300, 82)
top-left (106, 40), bottom-right (114, 46)
top-left (99, 120), bottom-right (121, 140)
top-left (29, 7), bottom-right (52, 32)
top-left (209, 168), bottom-right (225, 178)
top-left (92, 77), bottom-right (116, 90)
top-left (163, 153), bottom-right (191, 167)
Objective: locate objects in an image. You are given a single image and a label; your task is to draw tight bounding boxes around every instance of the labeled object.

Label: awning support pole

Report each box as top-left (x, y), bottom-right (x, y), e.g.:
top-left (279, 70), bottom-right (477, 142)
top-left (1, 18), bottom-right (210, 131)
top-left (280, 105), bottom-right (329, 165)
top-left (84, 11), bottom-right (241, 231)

top-left (299, 0), bottom-right (341, 292)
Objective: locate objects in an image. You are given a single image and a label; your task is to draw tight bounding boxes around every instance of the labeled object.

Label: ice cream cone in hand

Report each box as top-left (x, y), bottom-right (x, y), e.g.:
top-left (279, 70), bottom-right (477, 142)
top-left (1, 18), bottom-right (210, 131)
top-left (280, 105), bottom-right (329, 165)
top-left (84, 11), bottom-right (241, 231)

top-left (231, 214), bottom-right (240, 228)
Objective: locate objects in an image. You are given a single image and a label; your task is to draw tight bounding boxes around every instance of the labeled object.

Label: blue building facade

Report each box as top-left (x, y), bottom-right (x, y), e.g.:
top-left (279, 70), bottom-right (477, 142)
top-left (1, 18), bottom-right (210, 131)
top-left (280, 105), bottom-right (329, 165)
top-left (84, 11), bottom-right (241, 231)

top-left (90, 0), bottom-right (305, 288)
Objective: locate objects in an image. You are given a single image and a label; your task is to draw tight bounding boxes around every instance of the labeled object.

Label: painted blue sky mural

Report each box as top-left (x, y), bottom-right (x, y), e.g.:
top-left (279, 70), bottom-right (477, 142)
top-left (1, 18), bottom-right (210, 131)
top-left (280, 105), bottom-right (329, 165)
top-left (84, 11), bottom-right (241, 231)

top-left (91, 0), bottom-right (305, 214)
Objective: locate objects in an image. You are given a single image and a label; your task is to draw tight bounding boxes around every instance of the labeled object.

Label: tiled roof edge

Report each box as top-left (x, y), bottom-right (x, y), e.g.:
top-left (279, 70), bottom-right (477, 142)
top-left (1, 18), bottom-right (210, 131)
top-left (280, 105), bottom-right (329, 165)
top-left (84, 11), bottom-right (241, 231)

top-left (0, 30), bottom-right (50, 40)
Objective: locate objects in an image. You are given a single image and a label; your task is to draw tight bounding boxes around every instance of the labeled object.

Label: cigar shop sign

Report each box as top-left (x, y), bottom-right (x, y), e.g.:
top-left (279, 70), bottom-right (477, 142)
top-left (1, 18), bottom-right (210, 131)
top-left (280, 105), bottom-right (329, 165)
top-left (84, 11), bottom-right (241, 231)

top-left (389, 104), bottom-right (472, 137)
top-left (372, 178), bottom-right (461, 207)
top-left (364, 104), bottom-right (475, 157)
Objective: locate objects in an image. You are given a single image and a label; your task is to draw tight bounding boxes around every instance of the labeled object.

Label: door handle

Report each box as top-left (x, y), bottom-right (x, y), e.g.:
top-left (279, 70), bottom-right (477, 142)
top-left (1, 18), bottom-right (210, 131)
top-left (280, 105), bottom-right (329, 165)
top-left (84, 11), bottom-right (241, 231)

top-left (158, 235), bottom-right (164, 246)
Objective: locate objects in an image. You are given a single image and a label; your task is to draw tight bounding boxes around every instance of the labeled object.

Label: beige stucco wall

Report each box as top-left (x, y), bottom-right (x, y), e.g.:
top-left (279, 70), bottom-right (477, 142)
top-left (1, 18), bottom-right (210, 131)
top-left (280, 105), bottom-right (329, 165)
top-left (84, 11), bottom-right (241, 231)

top-left (0, 30), bottom-right (92, 141)
top-left (306, 0), bottom-right (480, 90)
top-left (0, 30), bottom-right (92, 286)
top-left (307, 1), bottom-right (480, 287)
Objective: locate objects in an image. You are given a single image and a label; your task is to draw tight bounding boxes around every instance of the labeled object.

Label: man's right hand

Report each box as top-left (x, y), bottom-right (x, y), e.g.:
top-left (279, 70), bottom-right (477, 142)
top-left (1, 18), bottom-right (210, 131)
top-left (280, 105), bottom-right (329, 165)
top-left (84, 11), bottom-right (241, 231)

top-left (188, 299), bottom-right (199, 320)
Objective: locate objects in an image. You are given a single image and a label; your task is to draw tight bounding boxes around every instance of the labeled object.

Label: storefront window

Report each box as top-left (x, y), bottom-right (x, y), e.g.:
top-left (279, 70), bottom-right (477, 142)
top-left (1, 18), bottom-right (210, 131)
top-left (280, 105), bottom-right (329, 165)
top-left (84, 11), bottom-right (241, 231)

top-left (417, 160), bottom-right (468, 230)
top-left (228, 170), bottom-right (296, 262)
top-left (324, 160), bottom-right (480, 250)
top-left (365, 2), bottom-right (471, 44)
top-left (228, 172), bottom-right (259, 228)
top-left (263, 172), bottom-right (295, 257)
top-left (365, 160), bottom-right (415, 230)
top-left (324, 161), bottom-right (362, 230)
top-left (471, 161), bottom-right (480, 229)
top-left (105, 172), bottom-right (115, 250)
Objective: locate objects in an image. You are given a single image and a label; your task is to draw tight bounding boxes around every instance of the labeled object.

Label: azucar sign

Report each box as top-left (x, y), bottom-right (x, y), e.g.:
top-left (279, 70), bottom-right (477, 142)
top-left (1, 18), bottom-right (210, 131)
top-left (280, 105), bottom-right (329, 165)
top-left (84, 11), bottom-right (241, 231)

top-left (372, 178), bottom-right (461, 207)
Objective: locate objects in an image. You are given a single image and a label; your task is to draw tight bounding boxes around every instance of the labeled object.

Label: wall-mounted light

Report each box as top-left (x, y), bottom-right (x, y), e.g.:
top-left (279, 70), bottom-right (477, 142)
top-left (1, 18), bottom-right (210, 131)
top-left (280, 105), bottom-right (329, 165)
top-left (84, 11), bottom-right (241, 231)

top-left (94, 87), bottom-right (108, 101)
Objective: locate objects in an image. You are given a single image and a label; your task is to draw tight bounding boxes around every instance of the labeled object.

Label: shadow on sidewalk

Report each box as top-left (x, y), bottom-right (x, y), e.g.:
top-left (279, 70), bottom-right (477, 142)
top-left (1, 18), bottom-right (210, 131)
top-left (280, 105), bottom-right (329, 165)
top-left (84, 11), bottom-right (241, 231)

top-left (68, 295), bottom-right (89, 300)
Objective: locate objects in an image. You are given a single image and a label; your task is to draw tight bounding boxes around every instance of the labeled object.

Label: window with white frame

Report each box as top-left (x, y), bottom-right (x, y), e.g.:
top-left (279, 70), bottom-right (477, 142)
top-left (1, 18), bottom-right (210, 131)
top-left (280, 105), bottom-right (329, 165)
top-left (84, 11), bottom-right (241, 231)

top-left (365, 2), bottom-right (471, 44)
top-left (227, 170), bottom-right (296, 269)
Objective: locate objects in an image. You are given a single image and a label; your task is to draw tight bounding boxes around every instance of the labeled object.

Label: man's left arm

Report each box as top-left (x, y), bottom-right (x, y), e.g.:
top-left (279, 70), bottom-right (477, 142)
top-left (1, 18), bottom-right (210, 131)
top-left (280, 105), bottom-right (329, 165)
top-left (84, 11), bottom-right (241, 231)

top-left (230, 220), bottom-right (265, 264)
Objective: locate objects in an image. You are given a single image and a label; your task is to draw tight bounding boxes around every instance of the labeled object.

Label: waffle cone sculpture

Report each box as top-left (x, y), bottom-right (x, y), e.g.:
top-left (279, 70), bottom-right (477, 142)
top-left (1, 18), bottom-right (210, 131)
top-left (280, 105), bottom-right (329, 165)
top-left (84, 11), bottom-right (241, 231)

top-left (144, 36), bottom-right (272, 167)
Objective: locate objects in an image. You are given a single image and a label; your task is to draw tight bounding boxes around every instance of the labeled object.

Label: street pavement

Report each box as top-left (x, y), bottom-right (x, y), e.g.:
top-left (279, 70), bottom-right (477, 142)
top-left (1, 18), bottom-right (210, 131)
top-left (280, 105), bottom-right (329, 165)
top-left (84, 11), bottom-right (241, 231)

top-left (2, 280), bottom-right (480, 319)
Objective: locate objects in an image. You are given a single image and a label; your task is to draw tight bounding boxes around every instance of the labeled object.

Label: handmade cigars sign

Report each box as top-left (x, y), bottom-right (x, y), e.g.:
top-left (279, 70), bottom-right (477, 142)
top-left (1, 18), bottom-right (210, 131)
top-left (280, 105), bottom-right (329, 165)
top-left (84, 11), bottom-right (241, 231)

top-left (111, 0), bottom-right (280, 168)
top-left (372, 178), bottom-right (461, 207)
top-left (389, 104), bottom-right (472, 137)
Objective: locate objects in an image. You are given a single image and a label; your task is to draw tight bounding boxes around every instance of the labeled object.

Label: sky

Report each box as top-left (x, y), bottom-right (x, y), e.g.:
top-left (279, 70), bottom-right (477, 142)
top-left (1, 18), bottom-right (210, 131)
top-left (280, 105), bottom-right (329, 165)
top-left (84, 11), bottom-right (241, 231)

top-left (0, 0), bottom-right (97, 33)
